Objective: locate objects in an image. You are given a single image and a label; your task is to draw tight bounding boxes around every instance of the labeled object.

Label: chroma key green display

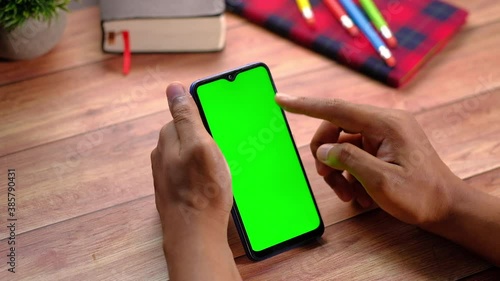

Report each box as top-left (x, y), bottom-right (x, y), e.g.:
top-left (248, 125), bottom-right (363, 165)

top-left (190, 63), bottom-right (323, 260)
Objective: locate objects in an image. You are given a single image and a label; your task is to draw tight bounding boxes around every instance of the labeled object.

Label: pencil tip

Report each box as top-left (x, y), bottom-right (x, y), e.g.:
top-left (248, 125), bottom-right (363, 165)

top-left (385, 56), bottom-right (397, 68)
top-left (386, 36), bottom-right (398, 48)
top-left (348, 26), bottom-right (360, 36)
top-left (306, 17), bottom-right (316, 27)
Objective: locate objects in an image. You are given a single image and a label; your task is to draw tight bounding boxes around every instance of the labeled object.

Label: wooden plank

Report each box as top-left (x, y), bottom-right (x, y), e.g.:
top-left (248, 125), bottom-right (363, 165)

top-left (2, 8), bottom-right (500, 156)
top-left (417, 92), bottom-right (500, 179)
top-left (236, 209), bottom-right (491, 280)
top-left (462, 167), bottom-right (500, 198)
top-left (0, 113), bottom-right (164, 240)
top-left (0, 86), bottom-right (498, 247)
top-left (455, 0), bottom-right (500, 28)
top-left (0, 196), bottom-right (168, 280)
top-left (459, 267), bottom-right (500, 281)
top-left (1, 168), bottom-right (496, 280)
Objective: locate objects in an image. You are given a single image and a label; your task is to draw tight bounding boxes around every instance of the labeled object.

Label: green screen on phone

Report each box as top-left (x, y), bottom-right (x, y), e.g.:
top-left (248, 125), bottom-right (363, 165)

top-left (194, 64), bottom-right (321, 253)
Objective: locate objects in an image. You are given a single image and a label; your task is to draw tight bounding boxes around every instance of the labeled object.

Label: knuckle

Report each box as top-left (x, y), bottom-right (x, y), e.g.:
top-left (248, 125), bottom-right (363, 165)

top-left (399, 109), bottom-right (414, 120)
top-left (186, 138), bottom-right (214, 159)
top-left (392, 109), bottom-right (414, 124)
top-left (337, 143), bottom-right (356, 166)
top-left (297, 96), bottom-right (309, 104)
top-left (157, 125), bottom-right (168, 148)
top-left (310, 142), bottom-right (317, 156)
top-left (411, 209), bottom-right (431, 226)
top-left (387, 110), bottom-right (421, 143)
top-left (396, 110), bottom-right (417, 126)
top-left (159, 123), bottom-right (170, 140)
top-left (324, 98), bottom-right (344, 109)
top-left (150, 148), bottom-right (157, 162)
top-left (310, 137), bottom-right (322, 155)
top-left (379, 110), bottom-right (412, 135)
top-left (372, 171), bottom-right (389, 190)
top-left (172, 103), bottom-right (194, 125)
top-left (151, 147), bottom-right (162, 168)
top-left (157, 122), bottom-right (175, 150)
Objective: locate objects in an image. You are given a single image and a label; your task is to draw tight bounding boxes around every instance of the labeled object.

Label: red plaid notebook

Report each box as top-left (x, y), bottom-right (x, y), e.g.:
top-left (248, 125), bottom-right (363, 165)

top-left (226, 0), bottom-right (468, 87)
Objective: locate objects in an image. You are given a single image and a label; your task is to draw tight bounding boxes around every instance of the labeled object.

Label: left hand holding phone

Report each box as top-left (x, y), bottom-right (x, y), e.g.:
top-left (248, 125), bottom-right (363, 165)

top-left (151, 82), bottom-right (242, 281)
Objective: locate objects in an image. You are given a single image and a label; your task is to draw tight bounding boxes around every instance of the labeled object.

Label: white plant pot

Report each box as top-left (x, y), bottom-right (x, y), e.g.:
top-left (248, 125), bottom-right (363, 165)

top-left (0, 11), bottom-right (67, 60)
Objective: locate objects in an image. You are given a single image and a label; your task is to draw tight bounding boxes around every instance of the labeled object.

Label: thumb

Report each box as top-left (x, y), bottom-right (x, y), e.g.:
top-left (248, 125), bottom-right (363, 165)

top-left (316, 143), bottom-right (392, 191)
top-left (166, 82), bottom-right (206, 144)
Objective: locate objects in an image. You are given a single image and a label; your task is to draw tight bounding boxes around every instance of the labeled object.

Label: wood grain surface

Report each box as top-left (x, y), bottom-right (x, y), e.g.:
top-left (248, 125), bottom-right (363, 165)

top-left (0, 1), bottom-right (498, 280)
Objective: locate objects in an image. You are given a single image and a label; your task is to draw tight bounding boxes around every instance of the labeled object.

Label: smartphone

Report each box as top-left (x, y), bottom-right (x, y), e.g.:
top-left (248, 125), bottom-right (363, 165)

top-left (190, 62), bottom-right (324, 260)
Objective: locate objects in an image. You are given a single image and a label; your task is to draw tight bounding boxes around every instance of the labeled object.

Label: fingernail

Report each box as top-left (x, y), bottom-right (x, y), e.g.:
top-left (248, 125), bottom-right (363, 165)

top-left (317, 144), bottom-right (335, 163)
top-left (275, 93), bottom-right (295, 101)
top-left (336, 188), bottom-right (347, 202)
top-left (342, 191), bottom-right (353, 202)
top-left (167, 82), bottom-right (186, 102)
top-left (358, 197), bottom-right (373, 208)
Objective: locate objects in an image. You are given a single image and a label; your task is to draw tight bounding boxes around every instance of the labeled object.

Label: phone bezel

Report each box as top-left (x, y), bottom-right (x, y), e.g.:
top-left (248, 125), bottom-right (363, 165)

top-left (189, 62), bottom-right (324, 261)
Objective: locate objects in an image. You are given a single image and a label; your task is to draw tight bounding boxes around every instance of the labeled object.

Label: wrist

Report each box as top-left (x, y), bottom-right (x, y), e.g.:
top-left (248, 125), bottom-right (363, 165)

top-left (161, 206), bottom-right (230, 252)
top-left (163, 232), bottom-right (231, 264)
top-left (419, 175), bottom-right (468, 232)
top-left (163, 223), bottom-right (228, 250)
top-left (418, 175), bottom-right (470, 233)
top-left (416, 177), bottom-right (500, 266)
top-left (161, 218), bottom-right (240, 281)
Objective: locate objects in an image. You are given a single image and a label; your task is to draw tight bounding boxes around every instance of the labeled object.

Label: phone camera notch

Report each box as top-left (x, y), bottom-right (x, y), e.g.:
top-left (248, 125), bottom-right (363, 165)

top-left (227, 74), bottom-right (235, 81)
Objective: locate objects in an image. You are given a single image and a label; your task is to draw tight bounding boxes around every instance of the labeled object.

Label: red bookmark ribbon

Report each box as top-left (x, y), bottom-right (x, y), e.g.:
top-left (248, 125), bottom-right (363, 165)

top-left (122, 31), bottom-right (131, 75)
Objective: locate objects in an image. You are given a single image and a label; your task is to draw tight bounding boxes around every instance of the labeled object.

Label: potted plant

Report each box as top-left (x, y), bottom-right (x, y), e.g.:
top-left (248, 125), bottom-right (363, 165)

top-left (0, 0), bottom-right (70, 60)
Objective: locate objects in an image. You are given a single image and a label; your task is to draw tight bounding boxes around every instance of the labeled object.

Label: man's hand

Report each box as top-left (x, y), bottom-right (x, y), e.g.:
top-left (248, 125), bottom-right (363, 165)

top-left (151, 82), bottom-right (232, 233)
top-left (276, 93), bottom-right (458, 226)
top-left (275, 93), bottom-right (500, 266)
top-left (151, 82), bottom-right (241, 281)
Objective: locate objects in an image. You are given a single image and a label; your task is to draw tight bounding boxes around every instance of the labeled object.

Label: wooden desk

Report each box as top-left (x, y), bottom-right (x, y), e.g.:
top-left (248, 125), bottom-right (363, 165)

top-left (1, 1), bottom-right (499, 279)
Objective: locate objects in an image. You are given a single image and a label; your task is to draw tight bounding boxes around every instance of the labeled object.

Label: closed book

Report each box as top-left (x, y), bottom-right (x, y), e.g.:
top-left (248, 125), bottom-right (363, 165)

top-left (226, 0), bottom-right (468, 87)
top-left (100, 0), bottom-right (226, 53)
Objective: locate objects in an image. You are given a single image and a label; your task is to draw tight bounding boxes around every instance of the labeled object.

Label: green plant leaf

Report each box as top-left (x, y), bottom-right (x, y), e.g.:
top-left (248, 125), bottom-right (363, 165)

top-left (0, 0), bottom-right (70, 31)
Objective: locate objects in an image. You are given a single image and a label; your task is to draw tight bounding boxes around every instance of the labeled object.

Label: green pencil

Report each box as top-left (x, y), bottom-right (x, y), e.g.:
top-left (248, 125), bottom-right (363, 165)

top-left (359, 0), bottom-right (398, 47)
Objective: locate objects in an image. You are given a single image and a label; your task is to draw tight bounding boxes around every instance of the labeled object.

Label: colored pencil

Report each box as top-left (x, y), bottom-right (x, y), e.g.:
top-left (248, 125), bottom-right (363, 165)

top-left (359, 0), bottom-right (398, 47)
top-left (323, 0), bottom-right (359, 36)
top-left (296, 0), bottom-right (316, 26)
top-left (338, 0), bottom-right (396, 67)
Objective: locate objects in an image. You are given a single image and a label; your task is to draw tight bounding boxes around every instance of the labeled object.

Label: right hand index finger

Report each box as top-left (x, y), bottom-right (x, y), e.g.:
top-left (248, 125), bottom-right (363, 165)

top-left (275, 93), bottom-right (384, 135)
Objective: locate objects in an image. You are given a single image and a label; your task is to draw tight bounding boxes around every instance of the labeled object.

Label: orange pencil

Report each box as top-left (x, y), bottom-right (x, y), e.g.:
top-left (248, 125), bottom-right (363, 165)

top-left (324, 0), bottom-right (359, 36)
top-left (296, 0), bottom-right (316, 27)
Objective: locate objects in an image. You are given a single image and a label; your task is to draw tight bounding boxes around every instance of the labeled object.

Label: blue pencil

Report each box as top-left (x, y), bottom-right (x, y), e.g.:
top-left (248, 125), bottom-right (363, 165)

top-left (338, 0), bottom-right (396, 67)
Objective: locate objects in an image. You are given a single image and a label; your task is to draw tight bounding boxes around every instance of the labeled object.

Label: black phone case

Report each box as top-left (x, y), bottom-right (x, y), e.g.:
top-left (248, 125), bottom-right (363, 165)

top-left (190, 62), bottom-right (324, 261)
